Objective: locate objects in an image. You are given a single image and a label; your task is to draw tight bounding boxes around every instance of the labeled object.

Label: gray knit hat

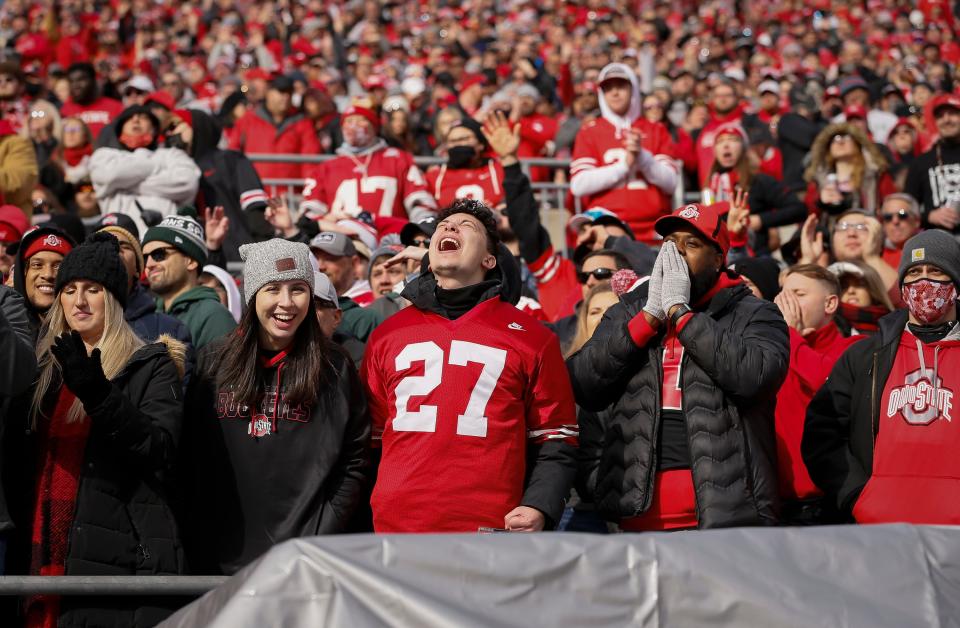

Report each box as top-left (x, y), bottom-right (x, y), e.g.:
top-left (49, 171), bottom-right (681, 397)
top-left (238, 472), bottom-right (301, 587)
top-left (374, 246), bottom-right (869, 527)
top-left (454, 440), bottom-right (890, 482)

top-left (142, 215), bottom-right (208, 265)
top-left (898, 229), bottom-right (960, 287)
top-left (239, 239), bottom-right (315, 304)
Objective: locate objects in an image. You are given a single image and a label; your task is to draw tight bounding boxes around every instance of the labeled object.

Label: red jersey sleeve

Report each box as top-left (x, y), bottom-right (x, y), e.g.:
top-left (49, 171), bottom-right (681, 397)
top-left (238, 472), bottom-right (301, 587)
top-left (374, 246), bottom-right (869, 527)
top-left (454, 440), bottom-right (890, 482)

top-left (570, 123), bottom-right (599, 177)
top-left (400, 154), bottom-right (437, 218)
top-left (525, 334), bottom-right (578, 445)
top-left (300, 162), bottom-right (329, 216)
top-left (359, 334), bottom-right (389, 447)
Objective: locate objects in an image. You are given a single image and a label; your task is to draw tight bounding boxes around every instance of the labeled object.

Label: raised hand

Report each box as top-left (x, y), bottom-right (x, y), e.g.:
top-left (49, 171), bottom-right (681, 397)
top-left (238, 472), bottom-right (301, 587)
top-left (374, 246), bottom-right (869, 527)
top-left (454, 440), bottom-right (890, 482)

top-left (482, 111), bottom-right (521, 165)
top-left (660, 241), bottom-right (692, 316)
top-left (204, 205), bottom-right (230, 251)
top-left (798, 214), bottom-right (824, 265)
top-left (264, 198), bottom-right (297, 237)
top-left (50, 330), bottom-right (112, 408)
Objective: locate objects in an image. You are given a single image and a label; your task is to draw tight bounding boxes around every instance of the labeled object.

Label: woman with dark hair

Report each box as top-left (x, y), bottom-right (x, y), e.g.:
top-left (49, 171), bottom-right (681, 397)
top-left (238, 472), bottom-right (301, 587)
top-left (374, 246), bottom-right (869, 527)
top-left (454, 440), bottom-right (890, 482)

top-left (181, 239), bottom-right (368, 575)
top-left (706, 122), bottom-right (806, 255)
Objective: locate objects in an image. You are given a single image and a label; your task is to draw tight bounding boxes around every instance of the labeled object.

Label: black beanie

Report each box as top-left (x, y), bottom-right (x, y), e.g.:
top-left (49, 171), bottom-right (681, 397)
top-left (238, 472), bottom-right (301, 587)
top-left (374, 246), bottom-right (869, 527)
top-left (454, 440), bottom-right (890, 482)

top-left (55, 232), bottom-right (130, 308)
top-left (731, 256), bottom-right (781, 301)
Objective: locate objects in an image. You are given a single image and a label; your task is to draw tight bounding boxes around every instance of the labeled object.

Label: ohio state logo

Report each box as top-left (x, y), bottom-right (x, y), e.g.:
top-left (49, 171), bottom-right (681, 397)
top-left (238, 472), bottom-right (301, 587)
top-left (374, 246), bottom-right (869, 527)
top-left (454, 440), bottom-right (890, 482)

top-left (886, 368), bottom-right (954, 425)
top-left (43, 234), bottom-right (61, 247)
top-left (679, 206), bottom-right (700, 220)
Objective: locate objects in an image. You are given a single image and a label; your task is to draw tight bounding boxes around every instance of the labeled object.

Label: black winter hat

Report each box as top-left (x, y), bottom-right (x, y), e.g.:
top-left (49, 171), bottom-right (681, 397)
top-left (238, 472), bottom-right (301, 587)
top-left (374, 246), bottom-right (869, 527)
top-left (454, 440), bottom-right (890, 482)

top-left (730, 256), bottom-right (781, 301)
top-left (114, 105), bottom-right (161, 151)
top-left (55, 232), bottom-right (130, 308)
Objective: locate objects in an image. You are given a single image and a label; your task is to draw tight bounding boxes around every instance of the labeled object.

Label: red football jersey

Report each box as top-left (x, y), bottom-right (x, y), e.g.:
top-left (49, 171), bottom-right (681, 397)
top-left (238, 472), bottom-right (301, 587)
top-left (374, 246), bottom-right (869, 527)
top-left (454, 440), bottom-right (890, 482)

top-left (425, 160), bottom-right (505, 208)
top-left (361, 297), bottom-right (578, 533)
top-left (571, 117), bottom-right (677, 244)
top-left (301, 147), bottom-right (437, 220)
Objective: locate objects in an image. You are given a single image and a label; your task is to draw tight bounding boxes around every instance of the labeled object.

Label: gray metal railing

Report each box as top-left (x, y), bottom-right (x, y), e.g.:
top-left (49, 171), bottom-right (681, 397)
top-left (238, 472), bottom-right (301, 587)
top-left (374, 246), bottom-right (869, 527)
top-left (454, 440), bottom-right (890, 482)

top-left (0, 576), bottom-right (227, 596)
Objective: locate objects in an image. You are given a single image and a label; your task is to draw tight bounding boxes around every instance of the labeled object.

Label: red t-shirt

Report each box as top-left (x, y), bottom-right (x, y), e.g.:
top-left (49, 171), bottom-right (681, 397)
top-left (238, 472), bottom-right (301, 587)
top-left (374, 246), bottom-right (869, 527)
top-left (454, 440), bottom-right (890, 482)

top-left (855, 330), bottom-right (960, 524)
top-left (60, 97), bottom-right (123, 140)
top-left (361, 297), bottom-right (577, 533)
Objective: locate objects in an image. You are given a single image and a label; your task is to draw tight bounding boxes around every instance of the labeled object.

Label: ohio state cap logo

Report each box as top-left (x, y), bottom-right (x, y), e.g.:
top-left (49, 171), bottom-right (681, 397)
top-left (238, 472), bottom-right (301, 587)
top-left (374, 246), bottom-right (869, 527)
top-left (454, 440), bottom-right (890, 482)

top-left (43, 234), bottom-right (61, 247)
top-left (679, 205), bottom-right (700, 220)
top-left (102, 214), bottom-right (119, 226)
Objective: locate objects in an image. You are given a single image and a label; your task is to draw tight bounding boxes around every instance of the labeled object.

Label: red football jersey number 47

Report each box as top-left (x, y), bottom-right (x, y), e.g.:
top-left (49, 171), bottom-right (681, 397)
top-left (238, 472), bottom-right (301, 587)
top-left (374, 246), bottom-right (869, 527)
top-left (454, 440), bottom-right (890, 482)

top-left (393, 340), bottom-right (507, 438)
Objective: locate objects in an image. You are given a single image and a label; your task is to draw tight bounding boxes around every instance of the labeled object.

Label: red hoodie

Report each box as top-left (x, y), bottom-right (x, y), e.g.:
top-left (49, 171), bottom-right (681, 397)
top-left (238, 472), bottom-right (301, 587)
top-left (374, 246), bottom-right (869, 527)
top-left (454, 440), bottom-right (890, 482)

top-left (776, 323), bottom-right (862, 501)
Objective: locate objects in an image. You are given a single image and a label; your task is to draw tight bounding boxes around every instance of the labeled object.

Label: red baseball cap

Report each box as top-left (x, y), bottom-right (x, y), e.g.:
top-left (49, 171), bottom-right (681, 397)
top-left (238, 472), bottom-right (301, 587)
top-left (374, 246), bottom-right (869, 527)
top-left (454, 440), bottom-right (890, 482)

top-left (0, 204), bottom-right (28, 243)
top-left (145, 91), bottom-right (176, 111)
top-left (825, 85), bottom-right (841, 99)
top-left (930, 92), bottom-right (960, 116)
top-left (341, 105), bottom-right (380, 130)
top-left (655, 203), bottom-right (730, 258)
top-left (844, 104), bottom-right (868, 120)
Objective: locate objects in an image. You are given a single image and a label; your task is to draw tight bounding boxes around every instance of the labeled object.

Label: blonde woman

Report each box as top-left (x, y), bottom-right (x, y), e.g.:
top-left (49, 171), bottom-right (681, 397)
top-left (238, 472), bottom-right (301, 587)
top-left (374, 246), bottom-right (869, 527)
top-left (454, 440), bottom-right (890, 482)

top-left (15, 233), bottom-right (185, 627)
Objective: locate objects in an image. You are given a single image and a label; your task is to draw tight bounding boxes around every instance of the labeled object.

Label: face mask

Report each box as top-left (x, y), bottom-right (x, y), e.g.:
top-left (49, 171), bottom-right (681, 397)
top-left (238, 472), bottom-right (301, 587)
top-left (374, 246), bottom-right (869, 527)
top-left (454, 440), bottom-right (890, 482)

top-left (343, 126), bottom-right (372, 148)
top-left (291, 93), bottom-right (303, 108)
top-left (447, 145), bottom-right (476, 169)
top-left (902, 278), bottom-right (958, 325)
top-left (119, 132), bottom-right (154, 150)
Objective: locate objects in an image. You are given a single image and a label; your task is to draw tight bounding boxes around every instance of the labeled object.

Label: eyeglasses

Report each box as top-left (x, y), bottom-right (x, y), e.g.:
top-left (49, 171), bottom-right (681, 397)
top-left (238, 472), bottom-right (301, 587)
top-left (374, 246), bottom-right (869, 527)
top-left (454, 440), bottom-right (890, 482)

top-left (576, 267), bottom-right (615, 283)
top-left (146, 247), bottom-right (181, 262)
top-left (412, 238), bottom-right (430, 248)
top-left (30, 110), bottom-right (46, 118)
top-left (835, 221), bottom-right (869, 233)
top-left (880, 209), bottom-right (914, 223)
top-left (831, 133), bottom-right (853, 143)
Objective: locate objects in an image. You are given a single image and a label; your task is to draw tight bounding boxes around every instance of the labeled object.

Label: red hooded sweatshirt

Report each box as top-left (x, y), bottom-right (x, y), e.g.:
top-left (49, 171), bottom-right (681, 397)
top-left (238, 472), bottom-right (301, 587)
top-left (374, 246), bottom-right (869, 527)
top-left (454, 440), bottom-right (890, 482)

top-left (776, 323), bottom-right (862, 501)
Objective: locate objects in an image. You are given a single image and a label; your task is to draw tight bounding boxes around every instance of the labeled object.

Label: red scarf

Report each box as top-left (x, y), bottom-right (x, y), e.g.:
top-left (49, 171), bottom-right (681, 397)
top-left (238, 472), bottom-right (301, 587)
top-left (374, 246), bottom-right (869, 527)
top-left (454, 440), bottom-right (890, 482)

top-left (838, 301), bottom-right (891, 335)
top-left (61, 144), bottom-right (92, 167)
top-left (708, 168), bottom-right (740, 203)
top-left (26, 387), bottom-right (92, 628)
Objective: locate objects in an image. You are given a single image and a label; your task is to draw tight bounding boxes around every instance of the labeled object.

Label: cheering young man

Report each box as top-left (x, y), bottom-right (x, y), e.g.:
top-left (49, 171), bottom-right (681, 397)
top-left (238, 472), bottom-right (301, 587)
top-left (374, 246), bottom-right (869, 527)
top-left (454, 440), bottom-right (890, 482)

top-left (362, 199), bottom-right (578, 533)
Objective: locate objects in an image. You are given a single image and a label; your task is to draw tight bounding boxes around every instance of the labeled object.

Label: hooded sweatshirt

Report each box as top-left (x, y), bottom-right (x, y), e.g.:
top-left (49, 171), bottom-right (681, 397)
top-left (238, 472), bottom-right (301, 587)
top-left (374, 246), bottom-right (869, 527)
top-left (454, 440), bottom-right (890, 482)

top-left (361, 243), bottom-right (577, 532)
top-left (569, 63), bottom-right (677, 244)
top-left (190, 110), bottom-right (272, 263)
top-left (854, 324), bottom-right (960, 524)
top-left (12, 227), bottom-right (73, 341)
top-left (200, 264), bottom-right (243, 323)
top-left (158, 285), bottom-right (236, 350)
top-left (183, 339), bottom-right (370, 574)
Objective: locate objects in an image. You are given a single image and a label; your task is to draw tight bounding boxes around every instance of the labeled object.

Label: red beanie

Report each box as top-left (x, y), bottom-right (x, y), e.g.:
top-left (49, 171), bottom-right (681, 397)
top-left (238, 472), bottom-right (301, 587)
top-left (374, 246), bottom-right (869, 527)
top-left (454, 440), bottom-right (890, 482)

top-left (342, 105), bottom-right (380, 130)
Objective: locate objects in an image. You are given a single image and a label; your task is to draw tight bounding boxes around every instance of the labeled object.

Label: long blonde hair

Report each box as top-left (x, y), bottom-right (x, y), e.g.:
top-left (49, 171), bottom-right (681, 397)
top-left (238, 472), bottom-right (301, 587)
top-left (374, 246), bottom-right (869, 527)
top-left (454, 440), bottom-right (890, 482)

top-left (31, 288), bottom-right (144, 427)
top-left (564, 282), bottom-right (615, 358)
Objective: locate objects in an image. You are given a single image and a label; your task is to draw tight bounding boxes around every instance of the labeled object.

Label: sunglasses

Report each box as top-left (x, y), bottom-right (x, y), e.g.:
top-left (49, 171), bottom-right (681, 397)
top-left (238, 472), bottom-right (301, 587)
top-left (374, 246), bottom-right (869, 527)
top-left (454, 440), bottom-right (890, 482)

top-left (146, 247), bottom-right (181, 262)
top-left (880, 209), bottom-right (914, 223)
top-left (412, 238), bottom-right (430, 248)
top-left (834, 221), bottom-right (869, 233)
top-left (576, 267), bottom-right (615, 284)
top-left (831, 133), bottom-right (853, 143)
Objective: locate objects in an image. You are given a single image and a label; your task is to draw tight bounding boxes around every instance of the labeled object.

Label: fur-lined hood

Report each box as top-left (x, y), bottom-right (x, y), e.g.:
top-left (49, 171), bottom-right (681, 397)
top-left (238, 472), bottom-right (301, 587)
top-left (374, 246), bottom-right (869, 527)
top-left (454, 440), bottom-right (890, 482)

top-left (126, 334), bottom-right (187, 382)
top-left (803, 122), bottom-right (888, 183)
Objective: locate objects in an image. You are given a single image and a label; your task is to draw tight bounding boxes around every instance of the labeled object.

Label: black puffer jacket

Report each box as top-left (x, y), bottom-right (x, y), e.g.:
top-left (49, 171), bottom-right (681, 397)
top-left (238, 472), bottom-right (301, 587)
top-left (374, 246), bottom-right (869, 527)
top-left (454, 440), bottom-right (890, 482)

top-left (5, 338), bottom-right (186, 627)
top-left (567, 274), bottom-right (789, 528)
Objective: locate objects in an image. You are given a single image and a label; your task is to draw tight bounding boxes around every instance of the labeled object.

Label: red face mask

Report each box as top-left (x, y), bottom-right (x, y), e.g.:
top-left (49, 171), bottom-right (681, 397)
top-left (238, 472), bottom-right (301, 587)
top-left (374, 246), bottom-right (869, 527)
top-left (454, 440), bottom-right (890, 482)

top-left (901, 279), bottom-right (958, 325)
top-left (119, 132), bottom-right (154, 150)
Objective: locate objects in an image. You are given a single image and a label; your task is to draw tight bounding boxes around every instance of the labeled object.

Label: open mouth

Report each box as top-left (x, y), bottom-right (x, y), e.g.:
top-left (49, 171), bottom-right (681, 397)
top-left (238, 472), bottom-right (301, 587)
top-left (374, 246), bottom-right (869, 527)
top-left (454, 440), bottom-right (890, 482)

top-left (272, 312), bottom-right (296, 329)
top-left (35, 284), bottom-right (54, 295)
top-left (438, 237), bottom-right (461, 252)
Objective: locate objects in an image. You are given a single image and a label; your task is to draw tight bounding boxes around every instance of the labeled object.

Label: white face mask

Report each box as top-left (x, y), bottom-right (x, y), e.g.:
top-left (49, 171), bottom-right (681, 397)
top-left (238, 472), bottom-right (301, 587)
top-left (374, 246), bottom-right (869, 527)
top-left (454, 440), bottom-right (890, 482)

top-left (344, 126), bottom-right (372, 147)
top-left (291, 93), bottom-right (303, 108)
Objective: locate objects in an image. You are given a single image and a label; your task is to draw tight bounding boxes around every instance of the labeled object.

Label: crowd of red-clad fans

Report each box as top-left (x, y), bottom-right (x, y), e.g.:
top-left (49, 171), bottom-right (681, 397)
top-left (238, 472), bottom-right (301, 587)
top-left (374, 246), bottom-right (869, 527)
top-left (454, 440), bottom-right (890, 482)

top-left (2, 0), bottom-right (960, 624)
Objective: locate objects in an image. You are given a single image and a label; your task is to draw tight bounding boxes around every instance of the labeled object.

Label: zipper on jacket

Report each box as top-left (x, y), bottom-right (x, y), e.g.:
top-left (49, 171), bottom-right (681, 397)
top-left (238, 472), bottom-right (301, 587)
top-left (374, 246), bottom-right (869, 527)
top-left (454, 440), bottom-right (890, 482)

top-left (642, 346), bottom-right (663, 515)
top-left (123, 505), bottom-right (150, 561)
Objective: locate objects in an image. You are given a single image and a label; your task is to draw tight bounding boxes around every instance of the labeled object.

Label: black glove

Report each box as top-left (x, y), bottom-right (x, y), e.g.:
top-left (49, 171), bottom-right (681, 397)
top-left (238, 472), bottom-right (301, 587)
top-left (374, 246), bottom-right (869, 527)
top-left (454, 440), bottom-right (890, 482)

top-left (51, 330), bottom-right (112, 408)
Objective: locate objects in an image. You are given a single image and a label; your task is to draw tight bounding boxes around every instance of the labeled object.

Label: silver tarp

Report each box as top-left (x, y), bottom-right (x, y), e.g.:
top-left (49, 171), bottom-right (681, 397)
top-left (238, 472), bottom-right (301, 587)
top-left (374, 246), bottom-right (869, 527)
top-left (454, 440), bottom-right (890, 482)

top-left (160, 524), bottom-right (960, 627)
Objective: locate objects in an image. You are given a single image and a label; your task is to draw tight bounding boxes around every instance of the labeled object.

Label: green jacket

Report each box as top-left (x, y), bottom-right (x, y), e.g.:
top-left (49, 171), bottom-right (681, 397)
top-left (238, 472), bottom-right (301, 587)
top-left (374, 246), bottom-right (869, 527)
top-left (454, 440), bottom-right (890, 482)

top-left (159, 286), bottom-right (236, 349)
top-left (337, 296), bottom-right (382, 343)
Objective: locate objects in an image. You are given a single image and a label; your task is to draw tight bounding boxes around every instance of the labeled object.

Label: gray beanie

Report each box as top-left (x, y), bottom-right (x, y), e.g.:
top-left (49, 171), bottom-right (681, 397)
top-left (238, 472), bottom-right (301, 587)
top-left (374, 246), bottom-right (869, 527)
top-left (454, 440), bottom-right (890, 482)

top-left (367, 244), bottom-right (403, 281)
top-left (898, 229), bottom-right (960, 287)
top-left (239, 239), bottom-right (315, 304)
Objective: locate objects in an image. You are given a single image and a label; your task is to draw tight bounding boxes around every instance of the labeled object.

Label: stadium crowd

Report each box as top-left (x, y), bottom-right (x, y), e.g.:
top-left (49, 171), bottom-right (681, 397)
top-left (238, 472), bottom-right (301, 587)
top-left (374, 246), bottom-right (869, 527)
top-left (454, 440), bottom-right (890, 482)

top-left (1, 0), bottom-right (960, 624)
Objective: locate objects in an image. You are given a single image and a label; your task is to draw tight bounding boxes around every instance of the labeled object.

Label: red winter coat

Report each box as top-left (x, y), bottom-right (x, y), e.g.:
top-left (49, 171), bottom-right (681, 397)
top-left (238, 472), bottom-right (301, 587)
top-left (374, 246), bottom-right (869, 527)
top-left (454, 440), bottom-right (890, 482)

top-left (227, 107), bottom-right (321, 183)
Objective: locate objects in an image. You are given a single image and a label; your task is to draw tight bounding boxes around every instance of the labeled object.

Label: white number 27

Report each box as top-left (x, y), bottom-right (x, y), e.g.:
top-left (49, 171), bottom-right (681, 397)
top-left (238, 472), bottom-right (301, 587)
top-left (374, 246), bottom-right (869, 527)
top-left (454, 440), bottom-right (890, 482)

top-left (393, 341), bottom-right (507, 438)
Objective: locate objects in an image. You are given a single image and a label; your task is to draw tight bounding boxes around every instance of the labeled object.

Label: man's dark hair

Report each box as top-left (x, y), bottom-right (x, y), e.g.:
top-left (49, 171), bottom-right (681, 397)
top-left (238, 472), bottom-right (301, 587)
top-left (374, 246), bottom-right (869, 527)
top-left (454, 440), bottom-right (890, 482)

top-left (580, 249), bottom-right (631, 271)
top-left (66, 62), bottom-right (96, 80)
top-left (436, 199), bottom-right (500, 255)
